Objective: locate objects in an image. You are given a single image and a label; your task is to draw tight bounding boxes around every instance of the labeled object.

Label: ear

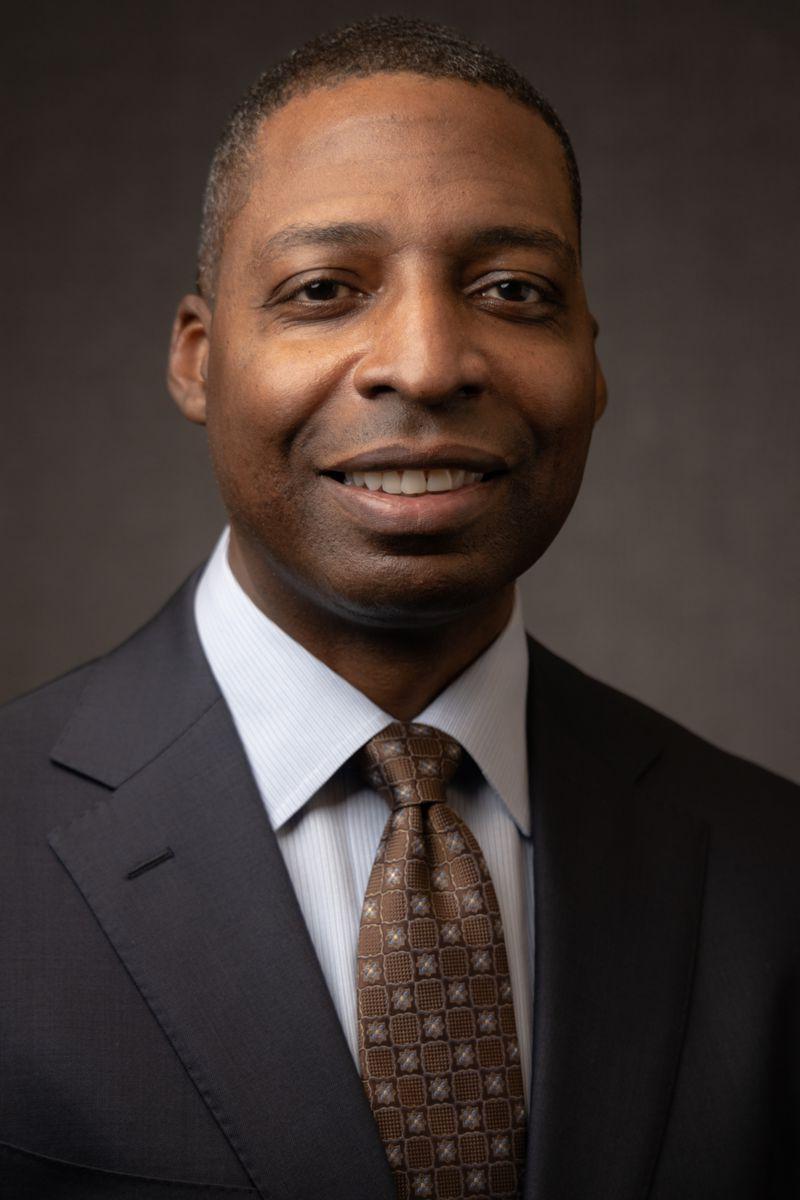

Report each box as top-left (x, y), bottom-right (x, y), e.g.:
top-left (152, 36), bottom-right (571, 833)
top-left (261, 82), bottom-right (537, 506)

top-left (167, 294), bottom-right (213, 425)
top-left (591, 316), bottom-right (608, 422)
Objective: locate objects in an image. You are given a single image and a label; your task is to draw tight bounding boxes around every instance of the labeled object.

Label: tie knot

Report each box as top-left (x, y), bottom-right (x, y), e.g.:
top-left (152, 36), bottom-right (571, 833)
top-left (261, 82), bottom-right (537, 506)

top-left (358, 722), bottom-right (462, 809)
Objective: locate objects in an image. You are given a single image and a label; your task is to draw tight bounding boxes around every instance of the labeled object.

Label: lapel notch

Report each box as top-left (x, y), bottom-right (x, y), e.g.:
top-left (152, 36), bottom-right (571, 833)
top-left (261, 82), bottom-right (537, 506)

top-left (47, 582), bottom-right (394, 1200)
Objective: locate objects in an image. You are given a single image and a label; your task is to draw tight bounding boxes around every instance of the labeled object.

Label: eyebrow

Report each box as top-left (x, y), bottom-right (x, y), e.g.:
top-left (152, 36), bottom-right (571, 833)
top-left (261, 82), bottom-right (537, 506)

top-left (257, 222), bottom-right (382, 259)
top-left (257, 220), bottom-right (578, 274)
top-left (465, 225), bottom-right (578, 275)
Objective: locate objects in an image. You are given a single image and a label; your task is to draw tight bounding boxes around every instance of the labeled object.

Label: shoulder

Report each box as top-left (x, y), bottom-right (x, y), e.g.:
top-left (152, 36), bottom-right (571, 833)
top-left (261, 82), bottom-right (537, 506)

top-left (0, 570), bottom-right (213, 799)
top-left (0, 660), bottom-right (96, 766)
top-left (528, 635), bottom-right (799, 818)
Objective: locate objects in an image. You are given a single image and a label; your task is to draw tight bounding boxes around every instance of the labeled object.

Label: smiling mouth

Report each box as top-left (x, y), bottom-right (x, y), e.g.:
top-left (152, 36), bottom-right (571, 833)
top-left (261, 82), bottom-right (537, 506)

top-left (325, 467), bottom-right (494, 495)
top-left (319, 450), bottom-right (509, 536)
top-left (320, 444), bottom-right (509, 497)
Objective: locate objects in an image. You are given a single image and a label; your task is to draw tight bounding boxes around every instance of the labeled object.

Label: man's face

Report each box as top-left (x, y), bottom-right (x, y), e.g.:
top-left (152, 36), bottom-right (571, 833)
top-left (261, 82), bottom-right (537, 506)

top-left (176, 74), bottom-right (605, 626)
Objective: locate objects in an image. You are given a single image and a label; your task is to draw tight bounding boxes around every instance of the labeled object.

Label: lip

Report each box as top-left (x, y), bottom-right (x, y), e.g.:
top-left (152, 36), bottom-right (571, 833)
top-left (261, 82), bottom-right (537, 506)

top-left (320, 442), bottom-right (509, 476)
top-left (321, 471), bottom-right (506, 536)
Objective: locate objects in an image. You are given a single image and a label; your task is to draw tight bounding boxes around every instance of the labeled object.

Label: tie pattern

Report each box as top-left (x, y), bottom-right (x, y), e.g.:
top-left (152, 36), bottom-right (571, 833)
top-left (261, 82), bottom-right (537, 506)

top-left (356, 723), bottom-right (526, 1200)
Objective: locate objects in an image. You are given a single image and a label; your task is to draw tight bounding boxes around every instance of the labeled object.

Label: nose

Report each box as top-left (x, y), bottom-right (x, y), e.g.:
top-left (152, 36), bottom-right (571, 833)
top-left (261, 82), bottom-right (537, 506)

top-left (352, 280), bottom-right (489, 406)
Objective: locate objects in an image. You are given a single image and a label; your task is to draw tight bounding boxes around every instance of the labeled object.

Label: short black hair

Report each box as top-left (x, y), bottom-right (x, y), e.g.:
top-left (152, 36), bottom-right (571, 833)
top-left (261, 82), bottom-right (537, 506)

top-left (196, 15), bottom-right (581, 299)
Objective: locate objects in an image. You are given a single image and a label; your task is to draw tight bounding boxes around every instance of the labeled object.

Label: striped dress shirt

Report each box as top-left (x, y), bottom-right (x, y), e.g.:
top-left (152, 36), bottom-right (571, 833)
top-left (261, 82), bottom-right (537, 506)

top-left (194, 529), bottom-right (535, 1102)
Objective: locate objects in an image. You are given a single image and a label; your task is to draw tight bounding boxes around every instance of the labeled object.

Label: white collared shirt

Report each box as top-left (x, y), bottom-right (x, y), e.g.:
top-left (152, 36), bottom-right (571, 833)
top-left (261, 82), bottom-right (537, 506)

top-left (194, 529), bottom-right (535, 1101)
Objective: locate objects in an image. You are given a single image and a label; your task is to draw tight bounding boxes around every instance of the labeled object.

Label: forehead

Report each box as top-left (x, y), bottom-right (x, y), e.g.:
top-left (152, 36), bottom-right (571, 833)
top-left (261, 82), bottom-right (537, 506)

top-left (232, 73), bottom-right (577, 260)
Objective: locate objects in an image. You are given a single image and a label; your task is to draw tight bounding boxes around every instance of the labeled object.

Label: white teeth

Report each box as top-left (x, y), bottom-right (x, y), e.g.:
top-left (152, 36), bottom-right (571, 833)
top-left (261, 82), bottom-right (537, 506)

top-left (400, 469), bottom-right (427, 494)
top-left (341, 468), bottom-right (485, 494)
top-left (426, 468), bottom-right (452, 492)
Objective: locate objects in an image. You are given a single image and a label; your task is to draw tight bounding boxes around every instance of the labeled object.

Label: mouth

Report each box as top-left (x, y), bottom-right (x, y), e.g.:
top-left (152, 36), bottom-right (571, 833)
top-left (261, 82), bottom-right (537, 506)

top-left (326, 466), bottom-right (491, 495)
top-left (318, 444), bottom-right (509, 535)
top-left (319, 444), bottom-right (509, 496)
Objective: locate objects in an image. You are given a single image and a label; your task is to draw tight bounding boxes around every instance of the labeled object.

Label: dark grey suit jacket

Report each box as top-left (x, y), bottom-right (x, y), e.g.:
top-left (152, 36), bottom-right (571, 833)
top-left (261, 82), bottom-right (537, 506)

top-left (1, 574), bottom-right (798, 1199)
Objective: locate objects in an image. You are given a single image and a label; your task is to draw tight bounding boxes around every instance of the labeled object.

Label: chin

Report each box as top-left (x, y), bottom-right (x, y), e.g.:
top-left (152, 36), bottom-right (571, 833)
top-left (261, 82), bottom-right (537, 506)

top-left (310, 555), bottom-right (519, 629)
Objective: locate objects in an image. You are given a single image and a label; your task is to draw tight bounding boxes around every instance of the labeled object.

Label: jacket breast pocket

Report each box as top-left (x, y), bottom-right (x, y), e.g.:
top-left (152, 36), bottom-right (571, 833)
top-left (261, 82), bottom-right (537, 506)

top-left (0, 1141), bottom-right (258, 1199)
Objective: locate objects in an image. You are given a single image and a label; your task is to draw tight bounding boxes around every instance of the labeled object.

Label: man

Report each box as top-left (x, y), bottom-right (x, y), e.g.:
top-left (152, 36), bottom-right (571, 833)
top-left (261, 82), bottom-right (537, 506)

top-left (1, 16), bottom-right (797, 1200)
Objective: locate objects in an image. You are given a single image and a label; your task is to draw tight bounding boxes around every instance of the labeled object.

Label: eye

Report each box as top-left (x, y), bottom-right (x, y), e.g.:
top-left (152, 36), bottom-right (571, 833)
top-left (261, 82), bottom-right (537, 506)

top-left (468, 272), bottom-right (563, 322)
top-left (480, 279), bottom-right (545, 303)
top-left (287, 278), bottom-right (354, 303)
top-left (265, 273), bottom-right (365, 323)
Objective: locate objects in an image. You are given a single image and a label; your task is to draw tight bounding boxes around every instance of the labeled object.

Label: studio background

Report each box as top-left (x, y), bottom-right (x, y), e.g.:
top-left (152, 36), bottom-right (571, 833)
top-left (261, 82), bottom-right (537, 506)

top-left (3, 0), bottom-right (798, 781)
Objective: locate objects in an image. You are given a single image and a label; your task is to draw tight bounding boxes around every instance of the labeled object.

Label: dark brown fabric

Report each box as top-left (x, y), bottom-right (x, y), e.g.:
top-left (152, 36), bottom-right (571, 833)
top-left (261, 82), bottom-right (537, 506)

top-left (357, 723), bottom-right (527, 1200)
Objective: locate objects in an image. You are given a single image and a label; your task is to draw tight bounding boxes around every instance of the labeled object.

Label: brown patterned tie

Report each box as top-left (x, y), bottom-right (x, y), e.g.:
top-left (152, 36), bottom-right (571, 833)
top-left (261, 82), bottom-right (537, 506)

top-left (356, 722), bottom-right (527, 1200)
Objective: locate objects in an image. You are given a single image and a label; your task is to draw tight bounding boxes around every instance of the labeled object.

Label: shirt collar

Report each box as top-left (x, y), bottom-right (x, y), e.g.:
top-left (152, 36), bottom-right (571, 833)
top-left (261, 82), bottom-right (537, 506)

top-left (416, 600), bottom-right (530, 835)
top-left (194, 529), bottom-right (530, 835)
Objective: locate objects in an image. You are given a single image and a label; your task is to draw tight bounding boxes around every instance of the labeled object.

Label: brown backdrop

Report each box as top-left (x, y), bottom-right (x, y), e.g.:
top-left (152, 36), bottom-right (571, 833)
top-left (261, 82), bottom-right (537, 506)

top-left (3, 0), bottom-right (798, 781)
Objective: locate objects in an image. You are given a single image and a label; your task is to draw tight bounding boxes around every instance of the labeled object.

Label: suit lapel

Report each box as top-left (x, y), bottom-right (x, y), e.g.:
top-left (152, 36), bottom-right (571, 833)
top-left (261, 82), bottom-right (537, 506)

top-left (46, 577), bottom-right (708, 1199)
top-left (524, 642), bottom-right (709, 1199)
top-left (47, 581), bottom-right (394, 1200)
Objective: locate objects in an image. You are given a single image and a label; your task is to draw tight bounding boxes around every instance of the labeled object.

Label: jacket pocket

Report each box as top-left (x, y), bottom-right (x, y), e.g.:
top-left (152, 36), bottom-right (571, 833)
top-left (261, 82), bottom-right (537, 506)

top-left (0, 1141), bottom-right (258, 1199)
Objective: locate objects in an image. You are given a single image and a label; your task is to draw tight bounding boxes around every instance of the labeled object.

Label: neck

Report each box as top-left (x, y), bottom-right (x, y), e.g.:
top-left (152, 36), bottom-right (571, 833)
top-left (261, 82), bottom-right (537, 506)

top-left (227, 536), bottom-right (515, 720)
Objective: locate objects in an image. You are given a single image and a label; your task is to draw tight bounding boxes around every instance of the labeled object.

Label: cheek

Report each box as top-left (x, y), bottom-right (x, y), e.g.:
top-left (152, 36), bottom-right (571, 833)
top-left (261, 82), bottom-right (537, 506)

top-left (205, 339), bottom-right (338, 479)
top-left (518, 347), bottom-right (597, 436)
top-left (204, 338), bottom-right (360, 547)
top-left (507, 349), bottom-right (597, 506)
